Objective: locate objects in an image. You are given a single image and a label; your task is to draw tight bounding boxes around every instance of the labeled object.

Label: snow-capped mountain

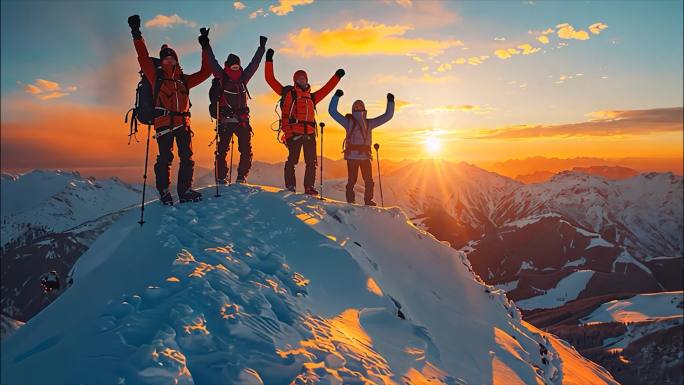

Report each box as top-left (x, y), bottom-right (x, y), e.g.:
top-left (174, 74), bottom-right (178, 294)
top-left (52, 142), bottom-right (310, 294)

top-left (1, 170), bottom-right (142, 248)
top-left (527, 291), bottom-right (683, 385)
top-left (0, 185), bottom-right (618, 385)
top-left (307, 161), bottom-right (682, 310)
top-left (1, 170), bottom-right (142, 321)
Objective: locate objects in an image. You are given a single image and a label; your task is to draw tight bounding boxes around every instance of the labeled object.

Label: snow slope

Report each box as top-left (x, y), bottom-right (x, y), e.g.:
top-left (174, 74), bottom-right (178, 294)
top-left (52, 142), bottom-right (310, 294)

top-left (515, 271), bottom-right (595, 311)
top-left (1, 185), bottom-right (617, 385)
top-left (581, 291), bottom-right (684, 324)
top-left (1, 170), bottom-right (142, 247)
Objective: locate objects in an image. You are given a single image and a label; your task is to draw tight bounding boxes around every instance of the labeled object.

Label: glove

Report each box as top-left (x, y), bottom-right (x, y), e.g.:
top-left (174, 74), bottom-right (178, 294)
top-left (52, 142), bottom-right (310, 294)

top-left (128, 15), bottom-right (141, 30)
top-left (128, 15), bottom-right (142, 39)
top-left (387, 93), bottom-right (395, 102)
top-left (335, 69), bottom-right (345, 78)
top-left (266, 48), bottom-right (274, 62)
top-left (335, 89), bottom-right (344, 97)
top-left (198, 28), bottom-right (210, 49)
top-left (260, 36), bottom-right (268, 48)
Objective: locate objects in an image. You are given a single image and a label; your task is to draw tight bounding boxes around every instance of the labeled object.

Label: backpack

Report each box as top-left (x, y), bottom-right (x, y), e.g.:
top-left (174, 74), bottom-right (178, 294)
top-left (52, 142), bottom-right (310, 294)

top-left (209, 73), bottom-right (250, 120)
top-left (208, 77), bottom-right (222, 119)
top-left (273, 85), bottom-right (317, 143)
top-left (125, 58), bottom-right (189, 142)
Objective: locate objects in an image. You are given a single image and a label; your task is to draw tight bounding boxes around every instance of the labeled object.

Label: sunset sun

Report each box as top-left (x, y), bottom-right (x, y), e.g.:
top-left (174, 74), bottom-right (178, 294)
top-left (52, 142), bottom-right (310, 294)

top-left (424, 135), bottom-right (442, 155)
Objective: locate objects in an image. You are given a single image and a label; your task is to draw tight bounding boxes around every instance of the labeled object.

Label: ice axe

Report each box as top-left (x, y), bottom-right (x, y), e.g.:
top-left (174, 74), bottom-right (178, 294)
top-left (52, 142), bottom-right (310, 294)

top-left (374, 143), bottom-right (384, 207)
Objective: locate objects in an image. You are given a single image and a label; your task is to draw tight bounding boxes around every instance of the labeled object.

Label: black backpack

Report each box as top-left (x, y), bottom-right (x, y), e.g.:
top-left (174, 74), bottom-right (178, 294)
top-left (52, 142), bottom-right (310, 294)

top-left (208, 74), bottom-right (250, 119)
top-left (125, 57), bottom-right (162, 142)
top-left (208, 77), bottom-right (222, 119)
top-left (125, 59), bottom-right (192, 141)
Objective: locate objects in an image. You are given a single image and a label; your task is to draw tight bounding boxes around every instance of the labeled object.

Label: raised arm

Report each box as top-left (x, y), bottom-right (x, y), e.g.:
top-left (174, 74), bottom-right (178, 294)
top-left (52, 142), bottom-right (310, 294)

top-left (185, 27), bottom-right (214, 88)
top-left (242, 36), bottom-right (266, 84)
top-left (328, 90), bottom-right (348, 129)
top-left (312, 69), bottom-right (344, 105)
top-left (264, 49), bottom-right (283, 94)
top-left (368, 93), bottom-right (395, 129)
top-left (128, 15), bottom-right (156, 87)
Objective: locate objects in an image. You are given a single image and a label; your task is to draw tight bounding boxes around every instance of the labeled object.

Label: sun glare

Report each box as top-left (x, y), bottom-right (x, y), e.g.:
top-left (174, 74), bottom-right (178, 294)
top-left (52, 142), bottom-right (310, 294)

top-left (424, 135), bottom-right (441, 155)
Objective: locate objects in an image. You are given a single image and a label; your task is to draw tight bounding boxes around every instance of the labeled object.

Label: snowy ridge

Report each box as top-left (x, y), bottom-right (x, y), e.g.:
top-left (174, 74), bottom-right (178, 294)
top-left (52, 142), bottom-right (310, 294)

top-left (1, 185), bottom-right (617, 385)
top-left (1, 170), bottom-right (142, 247)
top-left (581, 291), bottom-right (684, 325)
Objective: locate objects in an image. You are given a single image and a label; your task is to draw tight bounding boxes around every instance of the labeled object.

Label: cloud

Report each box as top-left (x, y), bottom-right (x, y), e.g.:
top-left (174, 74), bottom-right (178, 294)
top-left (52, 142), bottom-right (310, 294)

top-left (249, 8), bottom-right (265, 19)
top-left (394, 99), bottom-right (418, 110)
top-left (233, 1), bottom-right (246, 10)
top-left (394, 0), bottom-right (412, 7)
top-left (372, 73), bottom-right (459, 85)
top-left (468, 55), bottom-right (489, 65)
top-left (281, 20), bottom-right (462, 57)
top-left (269, 0), bottom-right (314, 16)
top-left (494, 37), bottom-right (506, 41)
top-left (494, 47), bottom-right (519, 59)
top-left (472, 107), bottom-right (683, 139)
top-left (22, 78), bottom-right (77, 100)
top-left (589, 22), bottom-right (608, 35)
top-left (536, 35), bottom-right (550, 44)
top-left (517, 44), bottom-right (540, 55)
top-left (556, 23), bottom-right (590, 40)
top-left (437, 63), bottom-right (452, 72)
top-left (145, 14), bottom-right (197, 29)
top-left (426, 104), bottom-right (494, 114)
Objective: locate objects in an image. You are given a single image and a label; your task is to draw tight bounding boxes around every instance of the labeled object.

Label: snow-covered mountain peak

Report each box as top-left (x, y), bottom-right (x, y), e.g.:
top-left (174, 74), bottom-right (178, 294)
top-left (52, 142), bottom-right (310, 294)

top-left (1, 185), bottom-right (618, 385)
top-left (1, 169), bottom-right (142, 247)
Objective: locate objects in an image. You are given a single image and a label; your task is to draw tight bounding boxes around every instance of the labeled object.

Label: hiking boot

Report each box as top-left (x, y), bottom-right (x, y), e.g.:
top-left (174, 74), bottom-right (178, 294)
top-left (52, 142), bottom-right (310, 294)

top-left (179, 189), bottom-right (202, 203)
top-left (364, 200), bottom-right (377, 206)
top-left (286, 186), bottom-right (296, 193)
top-left (159, 189), bottom-right (174, 206)
top-left (235, 176), bottom-right (246, 184)
top-left (304, 187), bottom-right (319, 196)
top-left (216, 178), bottom-right (227, 185)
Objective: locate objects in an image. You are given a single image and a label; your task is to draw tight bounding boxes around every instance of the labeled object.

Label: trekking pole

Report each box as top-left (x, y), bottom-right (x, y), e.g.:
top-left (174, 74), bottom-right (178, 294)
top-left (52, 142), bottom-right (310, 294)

top-left (374, 143), bottom-right (384, 207)
top-left (319, 122), bottom-right (325, 200)
top-left (213, 104), bottom-right (221, 197)
top-left (138, 124), bottom-right (152, 227)
top-left (228, 134), bottom-right (234, 185)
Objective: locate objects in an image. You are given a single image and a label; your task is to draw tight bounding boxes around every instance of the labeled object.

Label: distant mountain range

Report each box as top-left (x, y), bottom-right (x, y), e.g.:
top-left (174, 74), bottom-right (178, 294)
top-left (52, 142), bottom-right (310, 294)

top-left (1, 163), bottom-right (681, 384)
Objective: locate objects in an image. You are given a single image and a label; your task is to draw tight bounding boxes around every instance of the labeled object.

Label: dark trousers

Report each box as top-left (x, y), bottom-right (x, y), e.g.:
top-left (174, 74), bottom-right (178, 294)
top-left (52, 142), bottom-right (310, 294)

top-left (154, 126), bottom-right (194, 195)
top-left (284, 134), bottom-right (317, 189)
top-left (216, 122), bottom-right (252, 180)
top-left (346, 159), bottom-right (374, 203)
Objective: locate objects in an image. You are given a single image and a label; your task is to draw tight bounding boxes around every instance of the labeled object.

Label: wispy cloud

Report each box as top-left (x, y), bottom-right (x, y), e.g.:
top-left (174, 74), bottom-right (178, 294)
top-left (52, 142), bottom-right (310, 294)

top-left (372, 73), bottom-right (459, 85)
top-left (473, 107), bottom-right (683, 139)
top-left (556, 23), bottom-right (590, 40)
top-left (145, 14), bottom-right (197, 29)
top-left (589, 22), bottom-right (608, 35)
top-left (269, 0), bottom-right (314, 16)
top-left (426, 104), bottom-right (494, 114)
top-left (22, 78), bottom-right (76, 100)
top-left (282, 20), bottom-right (463, 57)
top-left (394, 0), bottom-right (412, 8)
top-left (233, 1), bottom-right (246, 10)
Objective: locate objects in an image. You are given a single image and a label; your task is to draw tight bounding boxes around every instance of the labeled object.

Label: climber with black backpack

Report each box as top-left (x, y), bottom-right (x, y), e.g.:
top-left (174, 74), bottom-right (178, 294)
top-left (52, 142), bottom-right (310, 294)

top-left (208, 36), bottom-right (267, 184)
top-left (328, 89), bottom-right (395, 206)
top-left (265, 48), bottom-right (345, 195)
top-left (127, 15), bottom-right (215, 205)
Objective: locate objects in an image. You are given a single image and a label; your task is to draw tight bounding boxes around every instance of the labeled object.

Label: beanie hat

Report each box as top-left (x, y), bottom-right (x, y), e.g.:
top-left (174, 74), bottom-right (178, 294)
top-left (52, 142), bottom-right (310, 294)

top-left (159, 44), bottom-right (178, 62)
top-left (225, 53), bottom-right (241, 67)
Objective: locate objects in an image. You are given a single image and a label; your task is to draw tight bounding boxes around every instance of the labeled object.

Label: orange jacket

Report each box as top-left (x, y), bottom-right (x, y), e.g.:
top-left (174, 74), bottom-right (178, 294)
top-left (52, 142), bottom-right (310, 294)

top-left (265, 62), bottom-right (341, 139)
top-left (133, 38), bottom-right (212, 130)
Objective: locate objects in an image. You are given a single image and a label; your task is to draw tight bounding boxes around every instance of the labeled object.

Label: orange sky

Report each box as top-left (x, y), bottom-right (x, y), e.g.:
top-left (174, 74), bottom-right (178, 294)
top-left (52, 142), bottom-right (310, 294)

top-left (1, 1), bottom-right (682, 177)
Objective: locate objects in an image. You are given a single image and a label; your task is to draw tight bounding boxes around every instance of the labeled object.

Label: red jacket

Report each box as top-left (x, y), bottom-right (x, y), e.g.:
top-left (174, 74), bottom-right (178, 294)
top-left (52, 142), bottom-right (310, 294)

top-left (265, 62), bottom-right (340, 140)
top-left (133, 38), bottom-right (212, 130)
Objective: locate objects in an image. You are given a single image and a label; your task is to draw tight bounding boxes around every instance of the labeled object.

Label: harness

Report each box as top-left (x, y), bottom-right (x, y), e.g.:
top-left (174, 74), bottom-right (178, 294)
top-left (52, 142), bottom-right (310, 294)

top-left (154, 71), bottom-right (192, 139)
top-left (219, 74), bottom-right (251, 126)
top-left (343, 114), bottom-right (371, 155)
